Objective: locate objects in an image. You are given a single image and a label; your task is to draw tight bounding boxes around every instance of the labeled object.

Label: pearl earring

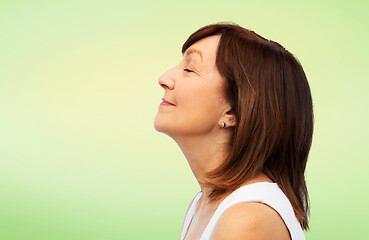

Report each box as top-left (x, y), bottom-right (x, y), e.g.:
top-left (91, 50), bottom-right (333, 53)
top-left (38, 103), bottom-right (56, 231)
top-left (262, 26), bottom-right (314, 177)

top-left (220, 122), bottom-right (226, 128)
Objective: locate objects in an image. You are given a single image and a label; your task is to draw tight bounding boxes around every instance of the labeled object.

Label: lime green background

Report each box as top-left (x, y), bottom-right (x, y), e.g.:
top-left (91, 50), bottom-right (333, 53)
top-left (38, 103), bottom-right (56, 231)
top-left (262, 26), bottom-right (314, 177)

top-left (0, 0), bottom-right (368, 239)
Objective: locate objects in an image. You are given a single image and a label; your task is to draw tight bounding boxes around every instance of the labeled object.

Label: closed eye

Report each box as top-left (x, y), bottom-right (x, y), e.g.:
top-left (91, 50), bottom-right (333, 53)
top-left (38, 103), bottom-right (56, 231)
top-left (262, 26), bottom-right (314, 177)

top-left (184, 68), bottom-right (194, 73)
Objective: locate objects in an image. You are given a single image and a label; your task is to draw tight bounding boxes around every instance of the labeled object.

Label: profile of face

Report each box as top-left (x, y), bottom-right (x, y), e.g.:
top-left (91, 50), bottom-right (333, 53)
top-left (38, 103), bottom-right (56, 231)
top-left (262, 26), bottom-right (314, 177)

top-left (154, 35), bottom-right (235, 139)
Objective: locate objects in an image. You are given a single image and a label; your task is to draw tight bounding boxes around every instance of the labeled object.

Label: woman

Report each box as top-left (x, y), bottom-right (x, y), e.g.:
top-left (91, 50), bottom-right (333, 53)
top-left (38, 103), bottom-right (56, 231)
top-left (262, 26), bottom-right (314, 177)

top-left (154, 23), bottom-right (313, 240)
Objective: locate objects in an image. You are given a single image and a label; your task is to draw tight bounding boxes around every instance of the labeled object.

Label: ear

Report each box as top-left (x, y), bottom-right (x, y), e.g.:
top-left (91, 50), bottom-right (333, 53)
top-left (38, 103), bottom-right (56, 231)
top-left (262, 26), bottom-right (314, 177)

top-left (222, 106), bottom-right (237, 127)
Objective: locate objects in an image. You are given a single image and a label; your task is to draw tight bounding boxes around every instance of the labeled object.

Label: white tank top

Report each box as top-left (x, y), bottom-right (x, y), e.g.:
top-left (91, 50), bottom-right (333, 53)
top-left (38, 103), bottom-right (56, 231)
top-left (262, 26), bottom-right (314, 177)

top-left (180, 182), bottom-right (305, 240)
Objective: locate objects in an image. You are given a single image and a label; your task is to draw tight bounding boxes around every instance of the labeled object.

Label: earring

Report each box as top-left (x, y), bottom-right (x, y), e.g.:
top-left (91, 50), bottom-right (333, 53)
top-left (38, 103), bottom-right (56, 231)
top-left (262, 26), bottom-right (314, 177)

top-left (220, 122), bottom-right (226, 128)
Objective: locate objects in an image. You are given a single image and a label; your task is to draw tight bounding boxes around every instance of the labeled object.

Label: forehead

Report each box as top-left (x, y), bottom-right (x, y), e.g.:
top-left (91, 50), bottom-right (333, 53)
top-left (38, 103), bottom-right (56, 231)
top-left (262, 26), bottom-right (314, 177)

top-left (183, 35), bottom-right (221, 62)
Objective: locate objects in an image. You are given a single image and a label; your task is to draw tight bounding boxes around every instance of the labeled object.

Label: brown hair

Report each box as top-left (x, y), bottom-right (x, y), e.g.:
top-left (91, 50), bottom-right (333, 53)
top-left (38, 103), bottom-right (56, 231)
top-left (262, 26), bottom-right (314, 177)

top-left (182, 23), bottom-right (313, 230)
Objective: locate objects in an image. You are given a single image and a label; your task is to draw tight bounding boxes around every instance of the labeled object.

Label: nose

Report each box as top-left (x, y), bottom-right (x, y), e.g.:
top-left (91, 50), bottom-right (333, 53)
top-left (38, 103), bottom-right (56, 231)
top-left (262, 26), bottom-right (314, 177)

top-left (158, 67), bottom-right (175, 90)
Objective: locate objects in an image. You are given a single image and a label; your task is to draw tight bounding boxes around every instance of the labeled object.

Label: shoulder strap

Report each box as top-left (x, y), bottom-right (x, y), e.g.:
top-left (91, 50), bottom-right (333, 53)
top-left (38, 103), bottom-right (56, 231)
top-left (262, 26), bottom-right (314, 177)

top-left (200, 182), bottom-right (305, 240)
top-left (180, 191), bottom-right (203, 240)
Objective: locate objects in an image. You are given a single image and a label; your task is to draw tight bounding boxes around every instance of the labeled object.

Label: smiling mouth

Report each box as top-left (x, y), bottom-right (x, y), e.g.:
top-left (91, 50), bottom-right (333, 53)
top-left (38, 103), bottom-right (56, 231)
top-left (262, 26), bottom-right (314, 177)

top-left (161, 98), bottom-right (175, 106)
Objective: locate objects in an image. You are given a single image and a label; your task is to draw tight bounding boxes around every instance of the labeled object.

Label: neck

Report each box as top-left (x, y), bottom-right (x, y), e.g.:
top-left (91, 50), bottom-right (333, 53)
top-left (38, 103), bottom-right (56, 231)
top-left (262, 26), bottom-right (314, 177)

top-left (170, 130), bottom-right (273, 206)
top-left (200, 172), bottom-right (274, 208)
top-left (171, 129), bottom-right (231, 200)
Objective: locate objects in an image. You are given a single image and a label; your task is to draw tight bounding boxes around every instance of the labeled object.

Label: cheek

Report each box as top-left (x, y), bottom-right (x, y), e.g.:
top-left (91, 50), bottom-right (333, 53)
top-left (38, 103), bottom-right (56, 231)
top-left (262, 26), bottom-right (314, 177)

top-left (176, 81), bottom-right (224, 120)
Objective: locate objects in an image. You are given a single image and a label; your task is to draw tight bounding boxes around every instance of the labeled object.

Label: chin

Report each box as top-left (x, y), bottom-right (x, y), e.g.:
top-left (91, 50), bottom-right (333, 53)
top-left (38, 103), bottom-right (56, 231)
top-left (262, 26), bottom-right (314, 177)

top-left (154, 116), bottom-right (182, 139)
top-left (153, 114), bottom-right (169, 133)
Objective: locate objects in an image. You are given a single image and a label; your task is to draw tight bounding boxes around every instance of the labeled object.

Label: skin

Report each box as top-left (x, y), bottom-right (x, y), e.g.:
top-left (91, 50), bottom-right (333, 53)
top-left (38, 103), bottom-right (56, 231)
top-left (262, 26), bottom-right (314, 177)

top-left (210, 203), bottom-right (291, 240)
top-left (154, 35), bottom-right (290, 240)
top-left (154, 35), bottom-right (236, 188)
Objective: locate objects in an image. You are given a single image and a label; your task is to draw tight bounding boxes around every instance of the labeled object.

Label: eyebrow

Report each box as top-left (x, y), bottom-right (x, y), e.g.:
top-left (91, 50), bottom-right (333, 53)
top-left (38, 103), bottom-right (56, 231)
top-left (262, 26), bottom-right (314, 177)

top-left (184, 48), bottom-right (203, 61)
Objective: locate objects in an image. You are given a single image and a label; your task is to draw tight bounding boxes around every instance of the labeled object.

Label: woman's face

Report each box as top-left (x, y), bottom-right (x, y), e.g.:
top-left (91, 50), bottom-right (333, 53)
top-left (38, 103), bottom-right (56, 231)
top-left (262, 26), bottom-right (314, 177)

top-left (154, 35), bottom-right (231, 137)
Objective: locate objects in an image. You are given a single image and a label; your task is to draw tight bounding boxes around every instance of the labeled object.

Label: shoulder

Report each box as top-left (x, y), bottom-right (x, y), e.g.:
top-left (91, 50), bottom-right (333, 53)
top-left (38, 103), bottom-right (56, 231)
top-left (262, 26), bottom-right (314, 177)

top-left (210, 202), bottom-right (291, 240)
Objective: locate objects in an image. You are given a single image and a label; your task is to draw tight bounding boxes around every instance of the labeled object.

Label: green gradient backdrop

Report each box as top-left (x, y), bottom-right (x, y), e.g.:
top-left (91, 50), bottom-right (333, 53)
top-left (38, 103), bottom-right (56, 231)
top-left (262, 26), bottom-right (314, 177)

top-left (0, 1), bottom-right (368, 239)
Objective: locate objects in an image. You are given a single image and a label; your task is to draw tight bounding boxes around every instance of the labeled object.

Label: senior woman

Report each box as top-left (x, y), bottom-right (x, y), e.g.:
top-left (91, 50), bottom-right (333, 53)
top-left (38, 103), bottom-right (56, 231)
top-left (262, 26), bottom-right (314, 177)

top-left (154, 23), bottom-right (313, 240)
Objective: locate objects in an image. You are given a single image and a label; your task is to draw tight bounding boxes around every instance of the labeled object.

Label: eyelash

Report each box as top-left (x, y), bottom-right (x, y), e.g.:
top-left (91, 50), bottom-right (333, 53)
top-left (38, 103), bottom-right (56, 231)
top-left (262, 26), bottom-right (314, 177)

top-left (184, 68), bottom-right (194, 73)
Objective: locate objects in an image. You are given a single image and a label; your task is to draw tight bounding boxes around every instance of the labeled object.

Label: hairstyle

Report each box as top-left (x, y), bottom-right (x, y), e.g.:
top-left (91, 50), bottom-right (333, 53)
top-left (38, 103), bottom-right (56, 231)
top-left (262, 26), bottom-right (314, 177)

top-left (182, 23), bottom-right (313, 230)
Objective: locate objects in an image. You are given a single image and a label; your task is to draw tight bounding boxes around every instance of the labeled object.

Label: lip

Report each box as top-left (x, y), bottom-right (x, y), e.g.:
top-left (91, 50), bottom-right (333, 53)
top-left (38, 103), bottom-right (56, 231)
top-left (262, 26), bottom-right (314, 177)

top-left (161, 98), bottom-right (175, 106)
